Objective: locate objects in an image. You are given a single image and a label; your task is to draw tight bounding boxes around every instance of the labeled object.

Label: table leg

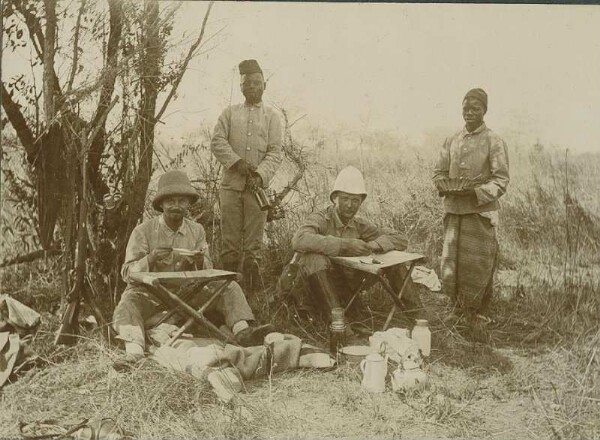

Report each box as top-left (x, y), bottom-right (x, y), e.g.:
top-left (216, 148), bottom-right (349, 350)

top-left (344, 276), bottom-right (368, 315)
top-left (154, 282), bottom-right (237, 345)
top-left (383, 262), bottom-right (417, 331)
top-left (164, 280), bottom-right (233, 347)
top-left (151, 287), bottom-right (201, 328)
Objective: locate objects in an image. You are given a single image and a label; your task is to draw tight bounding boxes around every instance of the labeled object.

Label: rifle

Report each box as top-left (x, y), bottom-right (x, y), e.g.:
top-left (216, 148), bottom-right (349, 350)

top-left (55, 97), bottom-right (118, 345)
top-left (55, 144), bottom-right (88, 345)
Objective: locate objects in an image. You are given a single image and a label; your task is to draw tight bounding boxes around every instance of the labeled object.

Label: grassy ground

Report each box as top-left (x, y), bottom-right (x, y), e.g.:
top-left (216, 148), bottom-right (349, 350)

top-left (1, 268), bottom-right (598, 439)
top-left (1, 141), bottom-right (599, 439)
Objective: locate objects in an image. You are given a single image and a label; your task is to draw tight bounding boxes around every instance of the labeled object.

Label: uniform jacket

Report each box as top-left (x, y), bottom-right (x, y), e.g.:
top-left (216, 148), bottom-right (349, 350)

top-left (211, 102), bottom-right (283, 191)
top-left (433, 123), bottom-right (509, 215)
top-left (292, 205), bottom-right (408, 257)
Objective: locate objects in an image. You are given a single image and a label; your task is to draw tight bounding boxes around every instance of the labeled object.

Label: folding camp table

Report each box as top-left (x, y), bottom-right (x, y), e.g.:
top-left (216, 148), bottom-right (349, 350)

top-left (129, 269), bottom-right (239, 347)
top-left (330, 250), bottom-right (425, 330)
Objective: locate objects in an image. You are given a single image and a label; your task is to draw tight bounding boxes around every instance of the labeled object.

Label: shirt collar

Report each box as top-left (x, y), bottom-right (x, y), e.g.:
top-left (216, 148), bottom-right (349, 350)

top-left (244, 101), bottom-right (263, 109)
top-left (159, 215), bottom-right (186, 236)
top-left (461, 122), bottom-right (487, 137)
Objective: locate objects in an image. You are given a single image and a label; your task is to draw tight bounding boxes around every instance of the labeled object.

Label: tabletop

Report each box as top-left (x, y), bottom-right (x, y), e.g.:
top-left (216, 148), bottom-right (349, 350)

top-left (129, 269), bottom-right (238, 287)
top-left (330, 250), bottom-right (425, 275)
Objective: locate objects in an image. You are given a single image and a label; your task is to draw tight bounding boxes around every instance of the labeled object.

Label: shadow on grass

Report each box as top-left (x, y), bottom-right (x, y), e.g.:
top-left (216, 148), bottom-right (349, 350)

top-left (431, 331), bottom-right (514, 375)
top-left (254, 280), bottom-right (580, 377)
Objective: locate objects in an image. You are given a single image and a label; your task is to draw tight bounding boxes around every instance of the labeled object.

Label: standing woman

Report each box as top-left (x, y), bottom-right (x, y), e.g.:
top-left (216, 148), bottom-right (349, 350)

top-left (433, 88), bottom-right (509, 324)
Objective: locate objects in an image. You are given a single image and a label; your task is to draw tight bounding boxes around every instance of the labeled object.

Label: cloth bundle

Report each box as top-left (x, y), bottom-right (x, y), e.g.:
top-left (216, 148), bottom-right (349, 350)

top-left (0, 295), bottom-right (41, 389)
top-left (410, 266), bottom-right (441, 292)
top-left (150, 324), bottom-right (335, 402)
top-left (369, 328), bottom-right (422, 370)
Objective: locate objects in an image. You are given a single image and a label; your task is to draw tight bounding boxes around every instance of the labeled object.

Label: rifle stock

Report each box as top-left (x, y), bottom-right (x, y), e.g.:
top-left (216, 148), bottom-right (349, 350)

top-left (54, 298), bottom-right (80, 345)
top-left (55, 142), bottom-right (88, 346)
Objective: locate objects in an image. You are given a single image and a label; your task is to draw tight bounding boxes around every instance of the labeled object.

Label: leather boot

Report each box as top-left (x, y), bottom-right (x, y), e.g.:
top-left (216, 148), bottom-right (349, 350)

top-left (305, 270), bottom-right (343, 319)
top-left (243, 258), bottom-right (262, 293)
top-left (236, 323), bottom-right (276, 347)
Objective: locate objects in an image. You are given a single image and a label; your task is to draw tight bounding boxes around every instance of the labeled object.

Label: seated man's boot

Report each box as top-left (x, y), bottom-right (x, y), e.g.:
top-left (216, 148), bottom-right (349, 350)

top-left (274, 261), bottom-right (299, 300)
top-left (112, 342), bottom-right (145, 372)
top-left (305, 270), bottom-right (344, 321)
top-left (236, 323), bottom-right (276, 347)
top-left (335, 273), bottom-right (368, 323)
top-left (242, 258), bottom-right (263, 294)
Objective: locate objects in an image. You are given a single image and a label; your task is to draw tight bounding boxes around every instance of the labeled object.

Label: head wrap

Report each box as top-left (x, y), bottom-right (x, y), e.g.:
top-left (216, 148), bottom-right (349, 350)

top-left (239, 59), bottom-right (262, 75)
top-left (463, 88), bottom-right (488, 109)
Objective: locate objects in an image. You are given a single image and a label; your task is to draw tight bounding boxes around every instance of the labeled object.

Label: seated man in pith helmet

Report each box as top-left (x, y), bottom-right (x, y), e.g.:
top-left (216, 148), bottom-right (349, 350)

top-left (112, 170), bottom-right (274, 362)
top-left (289, 165), bottom-right (426, 329)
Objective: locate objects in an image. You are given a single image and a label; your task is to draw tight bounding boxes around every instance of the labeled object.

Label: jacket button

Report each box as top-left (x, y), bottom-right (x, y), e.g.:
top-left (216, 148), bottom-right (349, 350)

top-left (247, 132), bottom-right (252, 136)
top-left (246, 147), bottom-right (251, 151)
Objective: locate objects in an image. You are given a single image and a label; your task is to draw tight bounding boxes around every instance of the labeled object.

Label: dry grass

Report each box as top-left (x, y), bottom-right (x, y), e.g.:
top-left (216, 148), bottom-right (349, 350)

top-left (2, 321), bottom-right (598, 439)
top-left (1, 138), bottom-right (600, 439)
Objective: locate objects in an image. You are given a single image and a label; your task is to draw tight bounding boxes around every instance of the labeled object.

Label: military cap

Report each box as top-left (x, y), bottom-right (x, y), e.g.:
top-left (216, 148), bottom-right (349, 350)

top-left (463, 88), bottom-right (488, 109)
top-left (239, 59), bottom-right (263, 75)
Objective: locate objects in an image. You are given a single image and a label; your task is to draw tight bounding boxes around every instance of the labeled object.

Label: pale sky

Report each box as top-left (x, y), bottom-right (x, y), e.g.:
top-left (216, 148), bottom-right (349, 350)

top-left (2, 2), bottom-right (599, 152)
top-left (157, 2), bottom-right (600, 152)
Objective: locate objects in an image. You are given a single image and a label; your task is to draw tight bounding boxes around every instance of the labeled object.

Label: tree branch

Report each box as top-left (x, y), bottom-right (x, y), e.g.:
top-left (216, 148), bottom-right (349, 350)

top-left (0, 249), bottom-right (61, 268)
top-left (154, 1), bottom-right (214, 122)
top-left (276, 108), bottom-right (308, 203)
top-left (66, 0), bottom-right (87, 93)
top-left (1, 82), bottom-right (36, 157)
top-left (127, 0), bottom-right (161, 225)
top-left (43, 0), bottom-right (58, 121)
top-left (88, 0), bottom-right (123, 198)
top-left (158, 2), bottom-right (183, 29)
top-left (13, 0), bottom-right (64, 108)
top-left (90, 0), bottom-right (123, 129)
top-left (13, 0), bottom-right (46, 59)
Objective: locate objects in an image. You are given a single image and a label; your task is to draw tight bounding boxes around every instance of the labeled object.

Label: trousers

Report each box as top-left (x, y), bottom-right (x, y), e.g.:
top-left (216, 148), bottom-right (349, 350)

top-left (295, 253), bottom-right (424, 317)
top-left (220, 188), bottom-right (267, 269)
top-left (112, 280), bottom-right (255, 348)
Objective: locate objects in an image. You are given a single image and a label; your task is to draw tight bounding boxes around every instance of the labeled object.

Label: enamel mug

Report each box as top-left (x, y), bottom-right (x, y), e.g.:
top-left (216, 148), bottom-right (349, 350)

top-left (359, 353), bottom-right (387, 393)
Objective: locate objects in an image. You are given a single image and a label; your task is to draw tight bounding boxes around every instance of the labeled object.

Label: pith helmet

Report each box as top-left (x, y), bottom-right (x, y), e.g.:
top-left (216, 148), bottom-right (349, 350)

top-left (152, 170), bottom-right (199, 212)
top-left (329, 166), bottom-right (367, 202)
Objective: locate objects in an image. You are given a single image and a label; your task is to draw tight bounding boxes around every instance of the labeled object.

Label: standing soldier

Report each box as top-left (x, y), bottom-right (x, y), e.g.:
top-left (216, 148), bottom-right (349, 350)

top-left (211, 59), bottom-right (283, 291)
top-left (433, 88), bottom-right (509, 325)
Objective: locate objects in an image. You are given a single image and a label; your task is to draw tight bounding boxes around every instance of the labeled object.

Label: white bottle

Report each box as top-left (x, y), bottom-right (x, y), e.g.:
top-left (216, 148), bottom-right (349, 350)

top-left (411, 319), bottom-right (431, 357)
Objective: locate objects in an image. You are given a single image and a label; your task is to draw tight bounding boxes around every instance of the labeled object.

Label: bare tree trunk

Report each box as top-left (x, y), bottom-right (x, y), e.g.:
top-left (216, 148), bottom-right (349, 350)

top-left (43, 0), bottom-right (57, 122)
top-left (88, 0), bottom-right (123, 200)
top-left (131, 0), bottom-right (160, 217)
top-left (113, 0), bottom-right (162, 292)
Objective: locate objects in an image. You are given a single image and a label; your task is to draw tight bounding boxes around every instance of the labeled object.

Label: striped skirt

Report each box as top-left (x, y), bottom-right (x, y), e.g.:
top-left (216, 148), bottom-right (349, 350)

top-left (441, 213), bottom-right (498, 311)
